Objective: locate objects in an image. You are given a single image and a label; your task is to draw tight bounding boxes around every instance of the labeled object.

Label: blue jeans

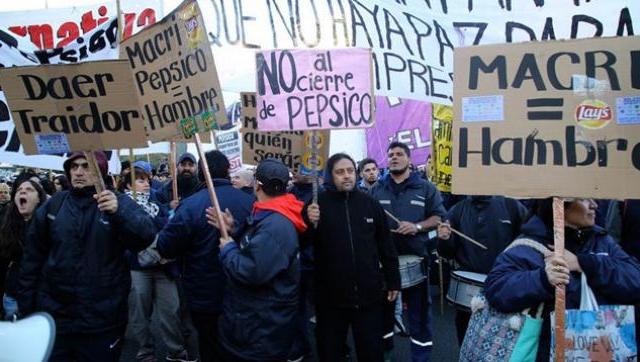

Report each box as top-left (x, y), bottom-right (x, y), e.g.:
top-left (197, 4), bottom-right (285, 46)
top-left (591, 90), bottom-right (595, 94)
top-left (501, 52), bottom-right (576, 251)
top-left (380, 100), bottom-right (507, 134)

top-left (2, 294), bottom-right (19, 320)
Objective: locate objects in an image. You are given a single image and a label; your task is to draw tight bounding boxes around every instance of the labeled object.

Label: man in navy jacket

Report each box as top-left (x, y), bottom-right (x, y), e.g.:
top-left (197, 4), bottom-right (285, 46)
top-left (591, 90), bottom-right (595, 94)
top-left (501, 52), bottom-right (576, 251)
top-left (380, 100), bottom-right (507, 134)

top-left (19, 152), bottom-right (156, 361)
top-left (155, 151), bottom-right (254, 362)
top-left (370, 142), bottom-right (446, 362)
top-left (208, 159), bottom-right (306, 361)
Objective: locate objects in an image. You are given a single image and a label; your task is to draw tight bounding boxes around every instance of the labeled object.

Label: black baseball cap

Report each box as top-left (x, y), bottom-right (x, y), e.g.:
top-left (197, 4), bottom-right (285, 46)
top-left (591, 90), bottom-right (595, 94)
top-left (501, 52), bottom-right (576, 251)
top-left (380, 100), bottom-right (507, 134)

top-left (255, 159), bottom-right (289, 195)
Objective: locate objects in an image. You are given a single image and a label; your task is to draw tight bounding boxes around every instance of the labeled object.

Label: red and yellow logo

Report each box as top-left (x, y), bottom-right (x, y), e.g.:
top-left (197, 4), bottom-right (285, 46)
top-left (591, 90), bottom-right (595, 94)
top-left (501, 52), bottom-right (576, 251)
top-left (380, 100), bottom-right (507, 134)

top-left (574, 99), bottom-right (612, 130)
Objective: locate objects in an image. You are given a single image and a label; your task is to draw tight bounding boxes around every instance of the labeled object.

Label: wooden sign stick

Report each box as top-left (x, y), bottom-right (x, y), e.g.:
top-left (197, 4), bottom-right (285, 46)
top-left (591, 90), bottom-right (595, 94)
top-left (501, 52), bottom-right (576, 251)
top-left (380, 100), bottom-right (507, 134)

top-left (553, 197), bottom-right (566, 362)
top-left (194, 133), bottom-right (228, 239)
top-left (84, 151), bottom-right (105, 193)
top-left (311, 131), bottom-right (319, 205)
top-left (129, 148), bottom-right (136, 200)
top-left (170, 141), bottom-right (178, 202)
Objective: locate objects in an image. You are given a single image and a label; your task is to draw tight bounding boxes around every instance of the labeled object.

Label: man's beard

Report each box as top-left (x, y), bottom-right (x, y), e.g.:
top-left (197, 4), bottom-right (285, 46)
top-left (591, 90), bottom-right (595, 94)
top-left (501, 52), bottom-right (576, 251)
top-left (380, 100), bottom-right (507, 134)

top-left (389, 165), bottom-right (408, 175)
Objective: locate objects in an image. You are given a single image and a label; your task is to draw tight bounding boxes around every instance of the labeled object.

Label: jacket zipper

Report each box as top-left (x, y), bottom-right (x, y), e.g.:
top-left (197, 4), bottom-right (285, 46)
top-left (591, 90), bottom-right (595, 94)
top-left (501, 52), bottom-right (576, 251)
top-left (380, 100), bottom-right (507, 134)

top-left (344, 192), bottom-right (359, 308)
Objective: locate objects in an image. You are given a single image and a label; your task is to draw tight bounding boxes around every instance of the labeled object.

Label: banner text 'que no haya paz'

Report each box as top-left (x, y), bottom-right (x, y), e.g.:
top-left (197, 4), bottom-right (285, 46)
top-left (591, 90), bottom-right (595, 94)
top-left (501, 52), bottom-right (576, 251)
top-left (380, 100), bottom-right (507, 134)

top-left (453, 35), bottom-right (640, 199)
top-left (0, 59), bottom-right (148, 155)
top-left (120, 0), bottom-right (228, 142)
top-left (256, 48), bottom-right (375, 132)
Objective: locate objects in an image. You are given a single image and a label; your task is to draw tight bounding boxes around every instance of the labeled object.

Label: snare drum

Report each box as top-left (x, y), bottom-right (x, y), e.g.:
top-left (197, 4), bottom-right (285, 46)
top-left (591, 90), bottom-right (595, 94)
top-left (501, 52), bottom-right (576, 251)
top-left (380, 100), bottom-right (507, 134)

top-left (398, 255), bottom-right (426, 289)
top-left (446, 271), bottom-right (487, 310)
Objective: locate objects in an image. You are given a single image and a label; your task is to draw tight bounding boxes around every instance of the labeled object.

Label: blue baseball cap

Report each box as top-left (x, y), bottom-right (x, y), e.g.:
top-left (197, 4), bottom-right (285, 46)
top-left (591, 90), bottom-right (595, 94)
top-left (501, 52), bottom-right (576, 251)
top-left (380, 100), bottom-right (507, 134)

top-left (133, 160), bottom-right (152, 176)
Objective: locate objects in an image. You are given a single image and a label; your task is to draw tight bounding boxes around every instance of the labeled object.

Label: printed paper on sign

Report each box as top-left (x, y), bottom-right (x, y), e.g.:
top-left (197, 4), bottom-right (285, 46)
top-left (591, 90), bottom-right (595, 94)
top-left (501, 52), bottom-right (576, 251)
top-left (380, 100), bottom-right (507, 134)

top-left (617, 96), bottom-right (640, 125)
top-left (35, 134), bottom-right (70, 154)
top-left (462, 96), bottom-right (504, 122)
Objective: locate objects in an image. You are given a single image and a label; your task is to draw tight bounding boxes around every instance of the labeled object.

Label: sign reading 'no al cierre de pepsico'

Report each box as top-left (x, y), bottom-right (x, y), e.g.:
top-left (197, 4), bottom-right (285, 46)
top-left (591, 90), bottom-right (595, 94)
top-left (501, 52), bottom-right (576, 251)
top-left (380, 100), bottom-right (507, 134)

top-left (255, 48), bottom-right (375, 132)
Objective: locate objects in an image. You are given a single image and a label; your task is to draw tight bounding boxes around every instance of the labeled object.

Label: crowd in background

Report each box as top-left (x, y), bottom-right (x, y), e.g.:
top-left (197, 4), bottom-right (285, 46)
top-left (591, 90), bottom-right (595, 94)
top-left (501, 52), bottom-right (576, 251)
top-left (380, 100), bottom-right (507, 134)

top-left (0, 142), bottom-right (639, 362)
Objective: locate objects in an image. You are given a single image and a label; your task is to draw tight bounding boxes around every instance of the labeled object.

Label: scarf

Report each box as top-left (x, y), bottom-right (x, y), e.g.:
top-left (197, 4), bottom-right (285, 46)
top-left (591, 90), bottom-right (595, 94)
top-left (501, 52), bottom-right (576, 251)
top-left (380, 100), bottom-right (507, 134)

top-left (126, 190), bottom-right (159, 217)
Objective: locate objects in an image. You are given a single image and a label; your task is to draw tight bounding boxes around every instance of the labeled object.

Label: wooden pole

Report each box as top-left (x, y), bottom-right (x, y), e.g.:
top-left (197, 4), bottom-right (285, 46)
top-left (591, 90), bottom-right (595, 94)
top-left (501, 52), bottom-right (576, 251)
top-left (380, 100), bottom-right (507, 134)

top-left (439, 257), bottom-right (444, 315)
top-left (194, 133), bottom-right (228, 239)
top-left (311, 131), bottom-right (319, 205)
top-left (553, 197), bottom-right (566, 362)
top-left (129, 148), bottom-right (136, 200)
top-left (84, 151), bottom-right (105, 193)
top-left (170, 141), bottom-right (178, 202)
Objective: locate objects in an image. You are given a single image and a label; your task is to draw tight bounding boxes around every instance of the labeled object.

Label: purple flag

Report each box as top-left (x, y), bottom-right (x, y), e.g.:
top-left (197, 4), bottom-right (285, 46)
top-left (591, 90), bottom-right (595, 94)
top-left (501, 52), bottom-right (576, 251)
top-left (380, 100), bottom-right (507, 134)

top-left (366, 97), bottom-right (431, 168)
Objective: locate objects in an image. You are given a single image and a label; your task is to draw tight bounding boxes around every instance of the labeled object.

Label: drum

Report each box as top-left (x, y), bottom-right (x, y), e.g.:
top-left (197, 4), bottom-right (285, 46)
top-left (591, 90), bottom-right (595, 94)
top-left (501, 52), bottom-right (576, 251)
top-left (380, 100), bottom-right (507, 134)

top-left (446, 271), bottom-right (487, 310)
top-left (398, 255), bottom-right (426, 289)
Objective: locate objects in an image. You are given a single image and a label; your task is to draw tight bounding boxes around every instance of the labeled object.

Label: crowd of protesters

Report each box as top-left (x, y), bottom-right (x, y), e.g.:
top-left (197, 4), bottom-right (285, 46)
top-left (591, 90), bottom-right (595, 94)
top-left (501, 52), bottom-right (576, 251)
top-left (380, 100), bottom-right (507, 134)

top-left (1, 141), bottom-right (639, 362)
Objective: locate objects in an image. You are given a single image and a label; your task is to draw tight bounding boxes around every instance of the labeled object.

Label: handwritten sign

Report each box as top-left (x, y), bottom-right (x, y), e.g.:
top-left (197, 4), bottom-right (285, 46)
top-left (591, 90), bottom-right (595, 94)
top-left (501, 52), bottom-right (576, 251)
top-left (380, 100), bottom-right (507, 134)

top-left (452, 36), bottom-right (640, 199)
top-left (256, 48), bottom-right (374, 131)
top-left (432, 104), bottom-right (453, 193)
top-left (241, 92), bottom-right (329, 172)
top-left (0, 60), bottom-right (147, 154)
top-left (121, 0), bottom-right (228, 142)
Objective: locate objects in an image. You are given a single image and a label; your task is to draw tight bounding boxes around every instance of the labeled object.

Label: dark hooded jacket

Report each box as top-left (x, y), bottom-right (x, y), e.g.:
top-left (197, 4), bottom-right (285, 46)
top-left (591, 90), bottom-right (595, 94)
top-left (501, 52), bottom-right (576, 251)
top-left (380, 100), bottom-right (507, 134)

top-left (306, 177), bottom-right (401, 308)
top-left (438, 196), bottom-right (527, 274)
top-left (218, 194), bottom-right (305, 360)
top-left (155, 179), bottom-right (254, 314)
top-left (18, 186), bottom-right (156, 334)
top-left (485, 215), bottom-right (640, 362)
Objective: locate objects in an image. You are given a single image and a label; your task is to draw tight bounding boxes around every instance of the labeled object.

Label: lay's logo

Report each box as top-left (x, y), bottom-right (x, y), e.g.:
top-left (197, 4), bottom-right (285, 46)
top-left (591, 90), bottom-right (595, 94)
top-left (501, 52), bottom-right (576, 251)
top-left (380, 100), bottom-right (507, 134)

top-left (574, 100), bottom-right (612, 130)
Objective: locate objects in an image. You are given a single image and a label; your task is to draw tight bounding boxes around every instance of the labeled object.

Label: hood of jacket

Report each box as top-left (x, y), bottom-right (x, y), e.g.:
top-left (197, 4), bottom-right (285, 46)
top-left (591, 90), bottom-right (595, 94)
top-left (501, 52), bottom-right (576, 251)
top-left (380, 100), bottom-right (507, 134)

top-left (253, 193), bottom-right (307, 232)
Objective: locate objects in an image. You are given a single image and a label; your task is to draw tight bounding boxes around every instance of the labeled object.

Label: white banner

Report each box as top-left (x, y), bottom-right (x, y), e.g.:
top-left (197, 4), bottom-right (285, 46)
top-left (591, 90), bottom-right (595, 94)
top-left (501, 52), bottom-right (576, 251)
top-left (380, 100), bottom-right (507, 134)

top-left (0, 1), bottom-right (163, 172)
top-left (179, 0), bottom-right (639, 104)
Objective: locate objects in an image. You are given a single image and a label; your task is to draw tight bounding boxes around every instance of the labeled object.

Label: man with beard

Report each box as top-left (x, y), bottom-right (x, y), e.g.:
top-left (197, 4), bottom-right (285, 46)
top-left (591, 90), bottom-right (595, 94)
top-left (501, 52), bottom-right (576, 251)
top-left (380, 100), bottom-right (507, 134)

top-left (307, 153), bottom-right (400, 362)
top-left (358, 158), bottom-right (380, 192)
top-left (437, 195), bottom-right (527, 344)
top-left (153, 151), bottom-right (254, 362)
top-left (157, 153), bottom-right (201, 207)
top-left (370, 142), bottom-right (446, 362)
top-left (18, 152), bottom-right (156, 361)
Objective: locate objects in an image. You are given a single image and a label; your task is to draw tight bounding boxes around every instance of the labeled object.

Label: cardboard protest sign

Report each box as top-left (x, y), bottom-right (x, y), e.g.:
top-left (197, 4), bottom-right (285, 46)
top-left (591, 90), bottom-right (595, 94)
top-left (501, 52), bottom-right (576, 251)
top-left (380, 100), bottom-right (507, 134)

top-left (452, 36), bottom-right (640, 199)
top-left (121, 0), bottom-right (228, 142)
top-left (365, 96), bottom-right (431, 168)
top-left (241, 92), bottom-right (329, 173)
top-left (432, 104), bottom-right (453, 193)
top-left (256, 48), bottom-right (374, 131)
top-left (215, 127), bottom-right (242, 173)
top-left (0, 60), bottom-right (147, 155)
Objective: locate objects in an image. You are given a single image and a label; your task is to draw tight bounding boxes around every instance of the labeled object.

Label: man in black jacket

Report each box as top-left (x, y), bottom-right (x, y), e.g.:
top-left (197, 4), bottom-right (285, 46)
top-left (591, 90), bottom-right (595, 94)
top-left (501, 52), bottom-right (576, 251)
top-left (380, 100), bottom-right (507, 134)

top-left (307, 153), bottom-right (400, 362)
top-left (18, 152), bottom-right (156, 361)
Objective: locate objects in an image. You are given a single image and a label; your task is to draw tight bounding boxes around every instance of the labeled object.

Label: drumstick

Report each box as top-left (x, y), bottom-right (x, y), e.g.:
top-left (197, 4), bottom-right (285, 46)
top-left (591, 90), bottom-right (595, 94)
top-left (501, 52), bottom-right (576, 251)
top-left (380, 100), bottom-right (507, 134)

top-left (384, 209), bottom-right (402, 225)
top-left (440, 222), bottom-right (488, 250)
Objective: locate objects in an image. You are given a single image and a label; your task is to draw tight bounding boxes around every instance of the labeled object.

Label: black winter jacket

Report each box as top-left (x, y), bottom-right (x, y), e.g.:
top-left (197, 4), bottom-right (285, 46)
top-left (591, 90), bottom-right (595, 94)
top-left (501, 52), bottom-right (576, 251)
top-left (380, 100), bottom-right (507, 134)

top-left (18, 188), bottom-right (156, 334)
top-left (307, 187), bottom-right (400, 308)
top-left (438, 196), bottom-right (527, 274)
top-left (156, 180), bottom-right (254, 314)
